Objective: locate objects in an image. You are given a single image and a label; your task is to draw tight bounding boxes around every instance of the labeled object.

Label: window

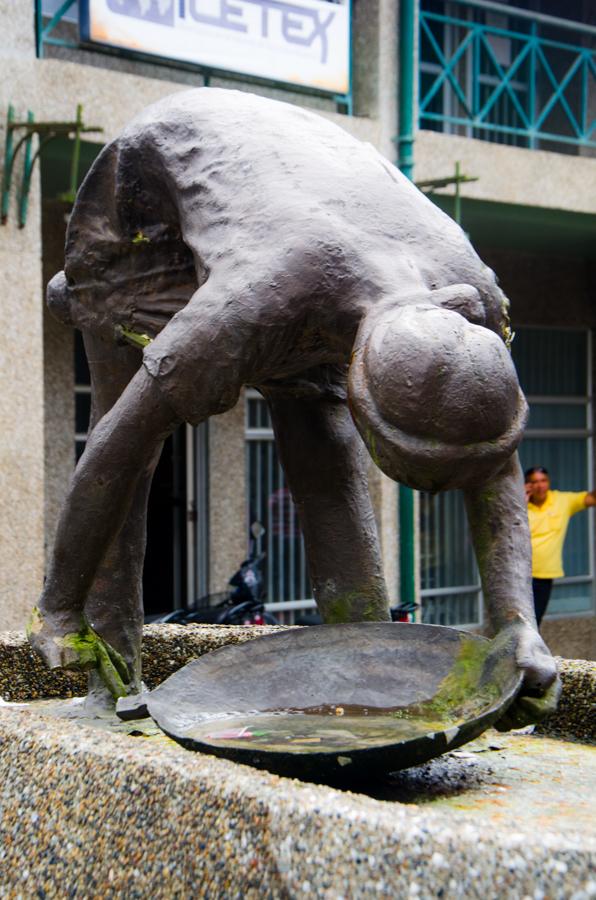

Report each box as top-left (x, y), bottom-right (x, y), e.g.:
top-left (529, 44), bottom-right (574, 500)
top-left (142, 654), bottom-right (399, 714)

top-left (419, 0), bottom-right (596, 153)
top-left (512, 327), bottom-right (594, 616)
top-left (245, 390), bottom-right (313, 623)
top-left (419, 491), bottom-right (482, 627)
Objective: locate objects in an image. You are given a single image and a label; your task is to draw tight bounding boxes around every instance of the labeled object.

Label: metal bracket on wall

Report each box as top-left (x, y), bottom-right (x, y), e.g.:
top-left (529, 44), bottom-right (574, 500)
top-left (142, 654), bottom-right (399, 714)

top-left (1, 104), bottom-right (103, 228)
top-left (416, 162), bottom-right (478, 227)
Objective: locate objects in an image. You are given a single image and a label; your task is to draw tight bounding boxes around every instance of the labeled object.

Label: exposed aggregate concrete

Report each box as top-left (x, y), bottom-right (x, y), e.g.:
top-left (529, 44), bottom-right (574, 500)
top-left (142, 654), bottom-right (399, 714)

top-left (0, 626), bottom-right (594, 897)
top-left (0, 625), bottom-right (592, 742)
top-left (0, 704), bottom-right (595, 899)
top-left (535, 657), bottom-right (595, 743)
top-left (0, 624), bottom-right (289, 702)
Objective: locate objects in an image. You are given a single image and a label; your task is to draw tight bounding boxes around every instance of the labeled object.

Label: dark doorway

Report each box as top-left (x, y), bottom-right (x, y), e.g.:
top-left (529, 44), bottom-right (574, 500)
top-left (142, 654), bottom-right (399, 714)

top-left (144, 427), bottom-right (187, 616)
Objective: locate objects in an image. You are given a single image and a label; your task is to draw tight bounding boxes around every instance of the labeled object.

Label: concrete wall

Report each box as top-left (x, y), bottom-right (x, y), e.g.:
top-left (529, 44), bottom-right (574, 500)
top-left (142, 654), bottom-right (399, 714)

top-left (41, 200), bottom-right (74, 565)
top-left (0, 4), bottom-right (44, 629)
top-left (0, 198), bottom-right (45, 629)
top-left (415, 130), bottom-right (596, 216)
top-left (209, 400), bottom-right (248, 594)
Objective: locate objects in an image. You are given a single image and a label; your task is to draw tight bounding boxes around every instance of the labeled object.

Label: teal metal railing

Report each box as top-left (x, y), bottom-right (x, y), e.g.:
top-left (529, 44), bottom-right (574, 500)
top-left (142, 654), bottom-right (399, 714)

top-left (419, 0), bottom-right (596, 151)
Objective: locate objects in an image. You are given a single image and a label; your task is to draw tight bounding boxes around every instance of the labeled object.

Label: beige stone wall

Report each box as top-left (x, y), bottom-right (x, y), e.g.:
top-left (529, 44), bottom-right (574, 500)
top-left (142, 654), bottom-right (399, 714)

top-left (4, 57), bottom-right (381, 150)
top-left (0, 2), bottom-right (35, 60)
top-left (0, 180), bottom-right (44, 629)
top-left (0, 4), bottom-right (43, 628)
top-left (42, 201), bottom-right (74, 564)
top-left (208, 399), bottom-right (247, 594)
top-left (415, 130), bottom-right (596, 216)
top-left (0, 254), bottom-right (45, 628)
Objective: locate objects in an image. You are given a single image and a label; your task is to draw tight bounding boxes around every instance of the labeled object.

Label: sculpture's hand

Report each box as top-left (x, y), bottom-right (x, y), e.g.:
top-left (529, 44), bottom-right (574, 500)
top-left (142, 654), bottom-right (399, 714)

top-left (27, 606), bottom-right (130, 700)
top-left (493, 615), bottom-right (561, 731)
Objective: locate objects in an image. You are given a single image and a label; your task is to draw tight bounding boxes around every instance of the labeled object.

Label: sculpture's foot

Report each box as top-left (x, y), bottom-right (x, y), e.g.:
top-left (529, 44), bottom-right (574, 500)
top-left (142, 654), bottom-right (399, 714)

top-left (27, 606), bottom-right (131, 701)
top-left (81, 670), bottom-right (122, 715)
top-left (84, 672), bottom-right (147, 717)
top-left (115, 690), bottom-right (150, 721)
top-left (27, 605), bottom-right (86, 669)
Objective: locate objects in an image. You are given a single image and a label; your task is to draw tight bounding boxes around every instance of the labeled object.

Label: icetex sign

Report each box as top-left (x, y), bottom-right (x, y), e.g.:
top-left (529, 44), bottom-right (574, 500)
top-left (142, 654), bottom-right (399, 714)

top-left (80, 0), bottom-right (350, 94)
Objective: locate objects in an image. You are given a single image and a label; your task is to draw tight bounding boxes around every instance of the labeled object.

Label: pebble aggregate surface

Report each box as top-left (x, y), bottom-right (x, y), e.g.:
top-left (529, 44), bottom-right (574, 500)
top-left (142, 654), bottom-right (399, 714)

top-left (0, 625), bottom-right (594, 899)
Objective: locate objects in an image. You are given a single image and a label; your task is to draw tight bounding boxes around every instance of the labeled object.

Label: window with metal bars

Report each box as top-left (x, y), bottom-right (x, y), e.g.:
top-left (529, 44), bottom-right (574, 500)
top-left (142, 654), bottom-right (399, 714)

top-left (512, 326), bottom-right (594, 616)
top-left (419, 490), bottom-right (482, 626)
top-left (245, 390), bottom-right (314, 624)
top-left (419, 0), bottom-right (596, 153)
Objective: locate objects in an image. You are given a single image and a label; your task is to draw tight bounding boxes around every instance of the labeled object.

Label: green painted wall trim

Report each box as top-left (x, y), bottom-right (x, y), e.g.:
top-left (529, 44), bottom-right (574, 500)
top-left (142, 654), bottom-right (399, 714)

top-left (399, 484), bottom-right (416, 606)
top-left (397, 0), bottom-right (417, 608)
top-left (398, 0), bottom-right (416, 179)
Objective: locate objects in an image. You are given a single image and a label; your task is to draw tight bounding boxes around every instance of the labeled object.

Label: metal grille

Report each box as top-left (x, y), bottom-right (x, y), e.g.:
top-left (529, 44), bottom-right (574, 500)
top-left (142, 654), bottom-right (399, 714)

top-left (245, 391), bottom-right (314, 624)
top-left (513, 327), bottom-right (594, 617)
top-left (419, 0), bottom-right (596, 152)
top-left (419, 489), bottom-right (481, 627)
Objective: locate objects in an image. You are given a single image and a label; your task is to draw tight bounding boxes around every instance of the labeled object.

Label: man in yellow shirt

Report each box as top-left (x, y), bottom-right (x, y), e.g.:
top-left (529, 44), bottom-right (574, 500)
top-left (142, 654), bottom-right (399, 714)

top-left (525, 466), bottom-right (596, 625)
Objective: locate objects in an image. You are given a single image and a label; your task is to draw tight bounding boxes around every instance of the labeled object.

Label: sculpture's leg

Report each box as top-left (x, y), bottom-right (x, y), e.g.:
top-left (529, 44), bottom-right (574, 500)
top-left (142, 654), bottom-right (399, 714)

top-left (29, 356), bottom-right (180, 696)
top-left (265, 393), bottom-right (390, 623)
top-left (81, 332), bottom-right (162, 697)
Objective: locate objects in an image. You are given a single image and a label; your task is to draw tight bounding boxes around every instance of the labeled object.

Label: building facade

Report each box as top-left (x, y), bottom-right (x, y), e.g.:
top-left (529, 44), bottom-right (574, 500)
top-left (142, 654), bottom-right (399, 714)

top-left (0, 0), bottom-right (594, 657)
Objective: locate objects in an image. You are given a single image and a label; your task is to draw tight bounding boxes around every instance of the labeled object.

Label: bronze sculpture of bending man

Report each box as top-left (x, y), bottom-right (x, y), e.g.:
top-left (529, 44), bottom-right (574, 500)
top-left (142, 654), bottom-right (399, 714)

top-left (29, 88), bottom-right (559, 725)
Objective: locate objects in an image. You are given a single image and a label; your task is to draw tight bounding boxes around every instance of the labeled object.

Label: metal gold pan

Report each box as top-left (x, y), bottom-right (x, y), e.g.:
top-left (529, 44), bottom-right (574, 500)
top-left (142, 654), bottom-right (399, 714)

top-left (146, 623), bottom-right (523, 781)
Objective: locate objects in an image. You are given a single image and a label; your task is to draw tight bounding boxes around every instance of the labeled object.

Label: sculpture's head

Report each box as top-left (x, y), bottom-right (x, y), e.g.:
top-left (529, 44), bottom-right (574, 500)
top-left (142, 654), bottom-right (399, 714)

top-left (348, 303), bottom-right (527, 492)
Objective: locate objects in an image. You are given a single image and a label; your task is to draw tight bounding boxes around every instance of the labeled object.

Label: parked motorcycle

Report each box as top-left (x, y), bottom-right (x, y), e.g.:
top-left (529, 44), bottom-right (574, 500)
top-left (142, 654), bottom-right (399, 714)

top-left (146, 523), bottom-right (278, 626)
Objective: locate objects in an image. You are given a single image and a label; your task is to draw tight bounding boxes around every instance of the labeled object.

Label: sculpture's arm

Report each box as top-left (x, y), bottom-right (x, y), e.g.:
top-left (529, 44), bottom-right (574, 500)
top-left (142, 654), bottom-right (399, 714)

top-left (30, 275), bottom-right (253, 677)
top-left (463, 453), bottom-right (561, 729)
top-left (28, 367), bottom-right (182, 676)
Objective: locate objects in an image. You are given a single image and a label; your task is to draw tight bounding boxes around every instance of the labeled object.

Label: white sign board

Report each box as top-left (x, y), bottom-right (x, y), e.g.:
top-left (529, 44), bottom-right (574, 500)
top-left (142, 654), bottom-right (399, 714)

top-left (80, 0), bottom-right (350, 94)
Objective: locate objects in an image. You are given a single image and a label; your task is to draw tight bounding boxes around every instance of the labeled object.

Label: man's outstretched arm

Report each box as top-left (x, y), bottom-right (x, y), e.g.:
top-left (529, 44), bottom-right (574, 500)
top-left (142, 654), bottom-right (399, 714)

top-left (463, 453), bottom-right (561, 729)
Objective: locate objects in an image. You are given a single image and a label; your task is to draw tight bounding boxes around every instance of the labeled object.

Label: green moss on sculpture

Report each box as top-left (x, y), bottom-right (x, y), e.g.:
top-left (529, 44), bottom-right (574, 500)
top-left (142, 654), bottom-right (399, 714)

top-left (27, 607), bottom-right (130, 701)
top-left (395, 638), bottom-right (500, 727)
